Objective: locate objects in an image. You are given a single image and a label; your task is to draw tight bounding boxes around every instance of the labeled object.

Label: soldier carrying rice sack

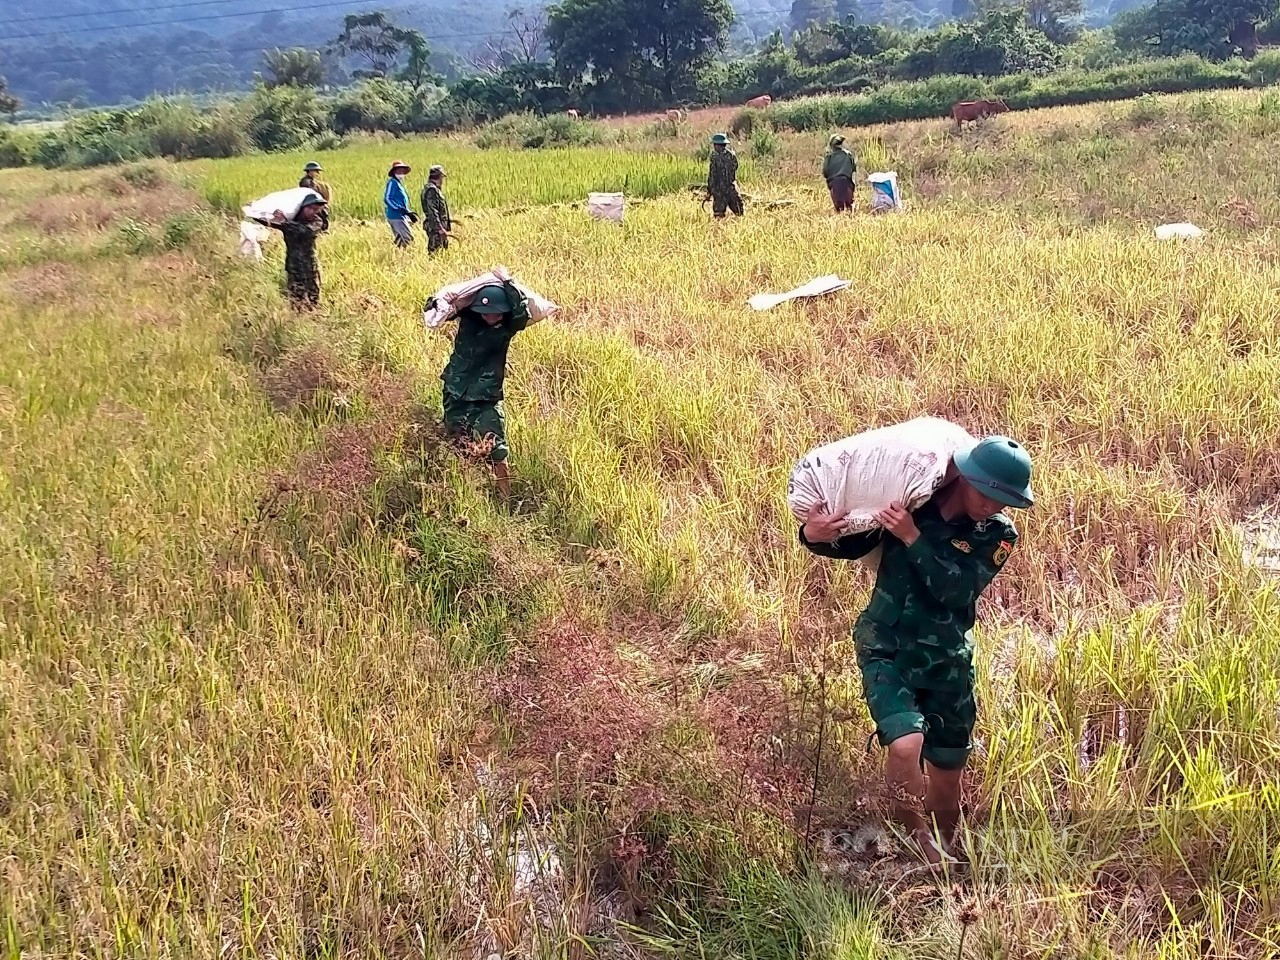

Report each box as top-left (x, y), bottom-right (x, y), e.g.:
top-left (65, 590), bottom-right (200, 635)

top-left (796, 422), bottom-right (1034, 866)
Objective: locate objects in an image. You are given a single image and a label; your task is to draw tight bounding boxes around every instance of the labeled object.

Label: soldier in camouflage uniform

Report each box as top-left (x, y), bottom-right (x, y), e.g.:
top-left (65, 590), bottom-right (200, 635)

top-left (421, 164), bottom-right (452, 254)
top-left (705, 133), bottom-right (743, 219)
top-left (439, 274), bottom-right (531, 502)
top-left (253, 192), bottom-right (329, 310)
top-left (299, 161), bottom-right (331, 202)
top-left (799, 435), bottom-right (1034, 864)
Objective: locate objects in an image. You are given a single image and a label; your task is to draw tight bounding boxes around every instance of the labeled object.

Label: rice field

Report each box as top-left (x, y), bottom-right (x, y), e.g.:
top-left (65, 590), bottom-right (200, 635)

top-left (192, 139), bottom-right (710, 220)
top-left (5, 89), bottom-right (1280, 959)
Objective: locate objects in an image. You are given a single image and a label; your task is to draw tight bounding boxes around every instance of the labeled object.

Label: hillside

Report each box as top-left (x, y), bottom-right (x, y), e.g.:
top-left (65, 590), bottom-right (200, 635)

top-left (4, 89), bottom-right (1280, 956)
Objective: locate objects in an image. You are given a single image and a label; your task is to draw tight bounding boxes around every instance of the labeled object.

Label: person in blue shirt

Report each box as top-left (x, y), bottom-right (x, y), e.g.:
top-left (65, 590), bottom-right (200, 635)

top-left (384, 160), bottom-right (417, 248)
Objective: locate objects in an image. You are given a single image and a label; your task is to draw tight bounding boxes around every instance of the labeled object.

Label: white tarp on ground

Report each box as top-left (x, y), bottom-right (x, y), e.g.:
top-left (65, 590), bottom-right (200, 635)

top-left (748, 274), bottom-right (851, 311)
top-left (423, 267), bottom-right (559, 329)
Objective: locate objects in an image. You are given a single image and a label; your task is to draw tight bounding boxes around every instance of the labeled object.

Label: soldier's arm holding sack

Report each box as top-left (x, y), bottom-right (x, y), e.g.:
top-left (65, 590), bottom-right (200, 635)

top-left (798, 503), bottom-right (883, 560)
top-left (876, 502), bottom-right (1016, 609)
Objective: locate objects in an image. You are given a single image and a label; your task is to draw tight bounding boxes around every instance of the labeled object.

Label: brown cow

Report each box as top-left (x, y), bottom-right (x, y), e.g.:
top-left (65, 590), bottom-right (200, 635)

top-left (745, 94), bottom-right (772, 108)
top-left (951, 98), bottom-right (1009, 128)
top-left (666, 108), bottom-right (685, 121)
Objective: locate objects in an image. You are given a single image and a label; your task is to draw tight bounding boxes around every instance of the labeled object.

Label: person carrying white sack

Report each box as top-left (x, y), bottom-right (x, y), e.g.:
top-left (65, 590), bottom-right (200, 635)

top-left (794, 422), bottom-right (1034, 866)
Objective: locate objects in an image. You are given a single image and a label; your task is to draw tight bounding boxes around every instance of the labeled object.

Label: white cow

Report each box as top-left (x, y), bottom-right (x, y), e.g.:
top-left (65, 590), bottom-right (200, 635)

top-left (745, 94), bottom-right (772, 108)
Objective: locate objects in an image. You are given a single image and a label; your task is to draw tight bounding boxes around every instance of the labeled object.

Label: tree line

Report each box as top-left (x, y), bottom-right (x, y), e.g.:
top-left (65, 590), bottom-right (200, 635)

top-left (0, 0), bottom-right (1275, 157)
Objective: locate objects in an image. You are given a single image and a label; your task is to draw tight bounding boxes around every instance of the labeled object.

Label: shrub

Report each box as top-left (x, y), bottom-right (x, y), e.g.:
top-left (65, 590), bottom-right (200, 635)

top-left (473, 111), bottom-right (606, 150)
top-left (242, 84), bottom-right (326, 152)
top-left (766, 54), bottom-right (1267, 131)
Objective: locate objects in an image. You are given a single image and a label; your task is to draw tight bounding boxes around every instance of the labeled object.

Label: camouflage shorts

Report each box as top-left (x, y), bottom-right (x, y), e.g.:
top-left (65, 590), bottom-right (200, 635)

top-left (442, 391), bottom-right (508, 463)
top-left (854, 619), bottom-right (976, 771)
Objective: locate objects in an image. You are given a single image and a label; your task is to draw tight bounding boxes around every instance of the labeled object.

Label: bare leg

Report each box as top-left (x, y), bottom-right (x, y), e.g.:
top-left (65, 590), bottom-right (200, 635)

top-left (885, 734), bottom-right (941, 863)
top-left (492, 460), bottom-right (511, 501)
top-left (925, 762), bottom-right (965, 853)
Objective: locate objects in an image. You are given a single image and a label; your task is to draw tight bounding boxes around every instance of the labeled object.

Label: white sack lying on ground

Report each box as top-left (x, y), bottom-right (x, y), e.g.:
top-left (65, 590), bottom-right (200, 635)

top-left (586, 192), bottom-right (625, 223)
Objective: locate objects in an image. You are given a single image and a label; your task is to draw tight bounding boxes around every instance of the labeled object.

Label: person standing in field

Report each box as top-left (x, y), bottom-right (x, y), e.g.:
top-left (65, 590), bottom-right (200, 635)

top-left (823, 134), bottom-right (856, 213)
top-left (440, 270), bottom-right (531, 504)
top-left (252, 192), bottom-right (329, 310)
top-left (421, 164), bottom-right (452, 254)
top-left (705, 133), bottom-right (743, 219)
top-left (798, 436), bottom-right (1033, 865)
top-left (384, 160), bottom-right (417, 248)
top-left (299, 161), bottom-right (331, 202)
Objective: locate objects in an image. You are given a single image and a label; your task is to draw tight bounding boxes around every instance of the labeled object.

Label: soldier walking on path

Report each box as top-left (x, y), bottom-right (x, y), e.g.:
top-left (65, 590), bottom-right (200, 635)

top-left (252, 191), bottom-right (329, 310)
top-left (823, 134), bottom-right (856, 213)
top-left (705, 133), bottom-right (743, 219)
top-left (797, 436), bottom-right (1034, 865)
top-left (384, 160), bottom-right (418, 249)
top-left (440, 269), bottom-right (532, 505)
top-left (299, 161), bottom-right (331, 202)
top-left (421, 164), bottom-right (452, 254)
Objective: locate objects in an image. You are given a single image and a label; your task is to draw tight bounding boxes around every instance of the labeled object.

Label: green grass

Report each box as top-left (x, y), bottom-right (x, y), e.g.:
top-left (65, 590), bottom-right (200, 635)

top-left (190, 139), bottom-right (708, 220)
top-left (5, 88), bottom-right (1280, 958)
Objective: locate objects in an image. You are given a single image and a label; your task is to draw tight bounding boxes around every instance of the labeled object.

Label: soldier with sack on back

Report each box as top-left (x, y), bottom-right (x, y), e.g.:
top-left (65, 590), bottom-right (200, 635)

top-left (252, 191), bottom-right (329, 310)
top-left (439, 270), bottom-right (532, 505)
top-left (798, 435), bottom-right (1034, 865)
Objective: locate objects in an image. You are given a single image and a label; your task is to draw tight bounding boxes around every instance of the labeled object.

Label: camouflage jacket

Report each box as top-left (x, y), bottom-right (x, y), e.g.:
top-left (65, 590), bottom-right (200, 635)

top-left (298, 175), bottom-right (331, 201)
top-left (707, 149), bottom-right (739, 196)
top-left (800, 496), bottom-right (1017, 687)
top-left (259, 215), bottom-right (327, 282)
top-left (440, 283), bottom-right (531, 401)
top-left (421, 182), bottom-right (451, 234)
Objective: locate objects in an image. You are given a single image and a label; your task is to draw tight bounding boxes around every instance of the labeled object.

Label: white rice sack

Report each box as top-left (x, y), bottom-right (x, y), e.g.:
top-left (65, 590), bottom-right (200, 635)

top-left (238, 220), bottom-right (269, 259)
top-left (242, 187), bottom-right (317, 223)
top-left (586, 192), bottom-right (625, 223)
top-left (423, 268), bottom-right (559, 329)
top-left (867, 172), bottom-right (902, 214)
top-left (787, 416), bottom-right (975, 532)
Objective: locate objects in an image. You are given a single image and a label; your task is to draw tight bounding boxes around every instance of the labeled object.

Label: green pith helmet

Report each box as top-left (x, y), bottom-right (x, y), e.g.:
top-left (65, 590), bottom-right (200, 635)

top-left (710, 133), bottom-right (729, 145)
top-left (954, 436), bottom-right (1034, 509)
top-left (304, 161), bottom-right (322, 172)
top-left (298, 191), bottom-right (327, 208)
top-left (470, 284), bottom-right (511, 315)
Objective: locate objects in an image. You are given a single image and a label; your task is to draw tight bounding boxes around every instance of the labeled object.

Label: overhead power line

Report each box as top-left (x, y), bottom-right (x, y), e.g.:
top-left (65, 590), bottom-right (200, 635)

top-left (0, 0), bottom-right (269, 28)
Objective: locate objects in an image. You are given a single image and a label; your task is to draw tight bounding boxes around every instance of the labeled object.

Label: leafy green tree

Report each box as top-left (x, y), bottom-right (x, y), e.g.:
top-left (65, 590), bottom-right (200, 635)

top-left (1024, 0), bottom-right (1084, 42)
top-left (261, 48), bottom-right (326, 88)
top-left (548, 0), bottom-right (734, 106)
top-left (0, 76), bottom-right (19, 120)
top-left (791, 0), bottom-right (837, 33)
top-left (330, 12), bottom-right (435, 83)
top-left (1113, 0), bottom-right (1276, 57)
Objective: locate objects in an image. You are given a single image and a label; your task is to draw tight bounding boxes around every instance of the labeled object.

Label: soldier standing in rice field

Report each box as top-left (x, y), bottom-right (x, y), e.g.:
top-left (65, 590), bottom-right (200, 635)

top-left (299, 161), bottom-right (331, 202)
top-left (705, 132), bottom-right (743, 219)
top-left (798, 436), bottom-right (1034, 864)
top-left (421, 164), bottom-right (452, 254)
